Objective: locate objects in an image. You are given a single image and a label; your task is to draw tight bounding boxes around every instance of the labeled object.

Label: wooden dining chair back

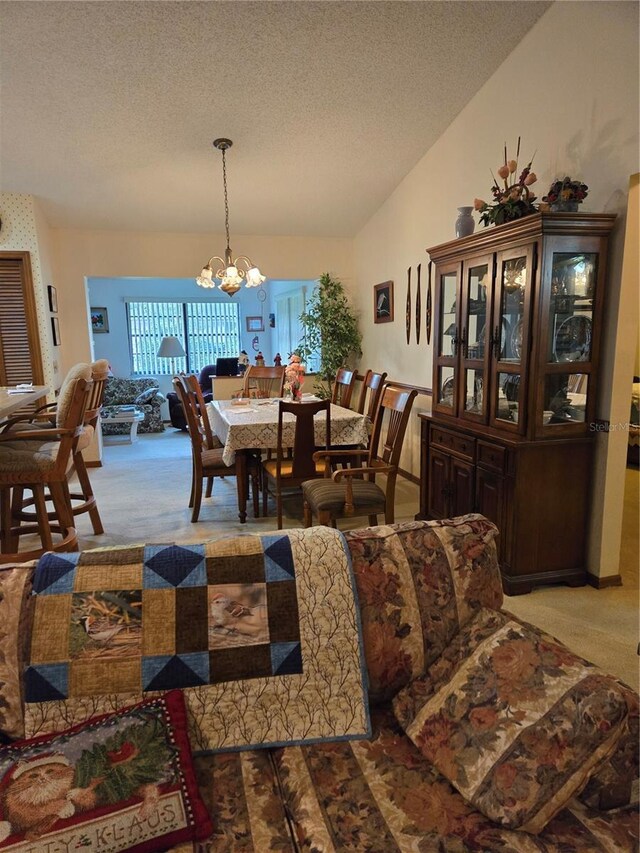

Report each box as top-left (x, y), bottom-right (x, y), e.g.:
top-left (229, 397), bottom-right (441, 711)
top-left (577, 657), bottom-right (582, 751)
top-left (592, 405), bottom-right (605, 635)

top-left (242, 365), bottom-right (285, 399)
top-left (357, 370), bottom-right (388, 421)
top-left (183, 373), bottom-right (222, 449)
top-left (302, 385), bottom-right (417, 529)
top-left (331, 368), bottom-right (357, 409)
top-left (262, 400), bottom-right (331, 529)
top-left (173, 378), bottom-right (259, 522)
top-left (0, 376), bottom-right (92, 562)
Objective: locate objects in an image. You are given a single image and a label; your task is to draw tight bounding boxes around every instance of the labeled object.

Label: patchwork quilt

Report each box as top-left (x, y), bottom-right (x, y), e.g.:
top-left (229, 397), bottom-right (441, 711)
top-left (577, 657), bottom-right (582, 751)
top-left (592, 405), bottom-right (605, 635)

top-left (23, 528), bottom-right (371, 753)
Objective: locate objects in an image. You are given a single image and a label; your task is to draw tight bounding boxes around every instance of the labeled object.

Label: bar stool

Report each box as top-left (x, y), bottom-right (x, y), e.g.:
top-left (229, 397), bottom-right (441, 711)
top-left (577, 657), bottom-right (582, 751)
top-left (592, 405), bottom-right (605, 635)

top-left (0, 376), bottom-right (92, 562)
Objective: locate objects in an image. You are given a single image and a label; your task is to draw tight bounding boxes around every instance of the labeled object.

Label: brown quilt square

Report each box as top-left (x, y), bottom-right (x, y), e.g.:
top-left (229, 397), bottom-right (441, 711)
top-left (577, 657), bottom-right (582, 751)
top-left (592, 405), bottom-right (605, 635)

top-left (175, 587), bottom-right (209, 654)
top-left (267, 581), bottom-right (300, 643)
top-left (209, 645), bottom-right (272, 683)
top-left (143, 588), bottom-right (176, 656)
top-left (69, 658), bottom-right (141, 697)
top-left (30, 595), bottom-right (71, 664)
top-left (206, 553), bottom-right (266, 585)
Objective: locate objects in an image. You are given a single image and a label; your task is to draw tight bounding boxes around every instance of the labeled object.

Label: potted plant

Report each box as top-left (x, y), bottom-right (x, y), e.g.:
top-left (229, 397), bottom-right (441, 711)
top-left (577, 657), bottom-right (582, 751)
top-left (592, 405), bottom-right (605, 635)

top-left (541, 177), bottom-right (589, 212)
top-left (295, 272), bottom-right (362, 399)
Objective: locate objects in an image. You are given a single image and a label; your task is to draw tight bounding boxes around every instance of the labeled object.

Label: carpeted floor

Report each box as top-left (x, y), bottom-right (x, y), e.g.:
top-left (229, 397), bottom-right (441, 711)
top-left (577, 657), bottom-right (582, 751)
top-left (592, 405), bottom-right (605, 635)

top-left (59, 430), bottom-right (640, 691)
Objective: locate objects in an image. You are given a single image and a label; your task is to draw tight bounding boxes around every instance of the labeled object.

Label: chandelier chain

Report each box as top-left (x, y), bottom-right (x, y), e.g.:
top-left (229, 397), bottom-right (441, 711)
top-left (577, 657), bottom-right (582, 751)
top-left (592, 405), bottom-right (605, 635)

top-left (221, 147), bottom-right (231, 250)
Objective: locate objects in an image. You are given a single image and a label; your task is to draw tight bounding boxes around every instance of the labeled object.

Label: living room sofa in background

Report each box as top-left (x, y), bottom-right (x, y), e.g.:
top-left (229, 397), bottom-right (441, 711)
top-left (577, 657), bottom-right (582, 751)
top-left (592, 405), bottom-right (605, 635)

top-left (1, 516), bottom-right (637, 852)
top-left (101, 376), bottom-right (165, 435)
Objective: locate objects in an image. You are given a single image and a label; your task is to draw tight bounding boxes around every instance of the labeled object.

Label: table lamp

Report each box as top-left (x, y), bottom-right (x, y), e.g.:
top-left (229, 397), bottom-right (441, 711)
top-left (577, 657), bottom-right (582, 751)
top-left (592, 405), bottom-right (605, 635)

top-left (157, 336), bottom-right (186, 361)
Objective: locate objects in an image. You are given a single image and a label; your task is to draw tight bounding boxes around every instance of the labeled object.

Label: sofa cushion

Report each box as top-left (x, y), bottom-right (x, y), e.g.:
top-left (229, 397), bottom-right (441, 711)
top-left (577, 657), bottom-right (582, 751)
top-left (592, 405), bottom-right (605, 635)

top-left (0, 691), bottom-right (212, 851)
top-left (134, 387), bottom-right (159, 406)
top-left (392, 608), bottom-right (633, 833)
top-left (272, 705), bottom-right (639, 853)
top-left (0, 564), bottom-right (35, 741)
top-left (344, 514), bottom-right (502, 704)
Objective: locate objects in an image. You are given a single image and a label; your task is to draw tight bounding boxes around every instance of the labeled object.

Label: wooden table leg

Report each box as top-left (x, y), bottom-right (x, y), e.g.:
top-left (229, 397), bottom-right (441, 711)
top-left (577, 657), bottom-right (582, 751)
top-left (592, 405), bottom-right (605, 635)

top-left (236, 450), bottom-right (248, 523)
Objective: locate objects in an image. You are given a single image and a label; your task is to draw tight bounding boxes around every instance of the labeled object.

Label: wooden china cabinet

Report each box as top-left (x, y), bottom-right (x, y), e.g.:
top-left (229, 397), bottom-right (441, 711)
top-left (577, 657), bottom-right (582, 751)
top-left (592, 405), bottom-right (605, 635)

top-left (417, 212), bottom-right (616, 595)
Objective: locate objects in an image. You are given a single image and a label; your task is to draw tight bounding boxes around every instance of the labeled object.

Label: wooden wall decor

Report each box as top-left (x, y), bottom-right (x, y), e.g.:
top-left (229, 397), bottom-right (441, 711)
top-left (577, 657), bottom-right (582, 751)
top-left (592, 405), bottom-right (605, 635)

top-left (425, 260), bottom-right (433, 345)
top-left (415, 263), bottom-right (422, 344)
top-left (405, 267), bottom-right (411, 345)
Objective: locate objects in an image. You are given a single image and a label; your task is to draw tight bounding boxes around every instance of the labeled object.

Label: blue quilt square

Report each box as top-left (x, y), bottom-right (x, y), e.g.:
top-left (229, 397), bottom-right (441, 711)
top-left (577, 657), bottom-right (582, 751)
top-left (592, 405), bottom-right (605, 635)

top-left (143, 544), bottom-right (206, 589)
top-left (142, 653), bottom-right (209, 691)
top-left (33, 552), bottom-right (80, 595)
top-left (270, 642), bottom-right (303, 676)
top-left (262, 535), bottom-right (295, 583)
top-left (24, 663), bottom-right (69, 702)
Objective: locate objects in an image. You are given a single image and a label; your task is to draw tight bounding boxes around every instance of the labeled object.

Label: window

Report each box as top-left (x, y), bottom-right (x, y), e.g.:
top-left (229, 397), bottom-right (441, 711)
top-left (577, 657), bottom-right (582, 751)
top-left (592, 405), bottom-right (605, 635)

top-left (126, 300), bottom-right (240, 375)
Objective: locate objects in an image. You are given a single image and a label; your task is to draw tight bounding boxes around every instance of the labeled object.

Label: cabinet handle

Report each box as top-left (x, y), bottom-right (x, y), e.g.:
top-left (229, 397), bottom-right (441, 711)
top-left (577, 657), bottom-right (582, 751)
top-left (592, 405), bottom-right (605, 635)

top-left (451, 334), bottom-right (459, 356)
top-left (461, 327), bottom-right (468, 358)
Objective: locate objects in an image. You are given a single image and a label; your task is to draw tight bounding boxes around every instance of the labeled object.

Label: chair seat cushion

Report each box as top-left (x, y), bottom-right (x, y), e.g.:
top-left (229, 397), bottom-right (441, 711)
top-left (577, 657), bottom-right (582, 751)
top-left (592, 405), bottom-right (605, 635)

top-left (0, 445), bottom-right (58, 473)
top-left (263, 458), bottom-right (326, 479)
top-left (201, 447), bottom-right (232, 471)
top-left (302, 478), bottom-right (386, 514)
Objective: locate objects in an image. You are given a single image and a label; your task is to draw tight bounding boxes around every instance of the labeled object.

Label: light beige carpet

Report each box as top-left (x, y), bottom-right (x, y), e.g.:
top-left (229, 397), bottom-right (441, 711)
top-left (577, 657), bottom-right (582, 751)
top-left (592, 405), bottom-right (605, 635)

top-left (31, 431), bottom-right (640, 690)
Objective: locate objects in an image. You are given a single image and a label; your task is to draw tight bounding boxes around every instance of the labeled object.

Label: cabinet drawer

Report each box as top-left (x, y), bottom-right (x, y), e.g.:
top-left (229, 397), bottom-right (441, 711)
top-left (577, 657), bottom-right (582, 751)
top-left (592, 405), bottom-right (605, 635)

top-left (477, 440), bottom-right (506, 473)
top-left (430, 426), bottom-right (475, 460)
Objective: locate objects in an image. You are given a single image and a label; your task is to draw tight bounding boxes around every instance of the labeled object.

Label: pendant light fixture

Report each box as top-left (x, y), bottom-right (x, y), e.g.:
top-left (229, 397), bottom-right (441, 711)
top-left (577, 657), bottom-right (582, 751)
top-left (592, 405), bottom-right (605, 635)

top-left (196, 138), bottom-right (266, 297)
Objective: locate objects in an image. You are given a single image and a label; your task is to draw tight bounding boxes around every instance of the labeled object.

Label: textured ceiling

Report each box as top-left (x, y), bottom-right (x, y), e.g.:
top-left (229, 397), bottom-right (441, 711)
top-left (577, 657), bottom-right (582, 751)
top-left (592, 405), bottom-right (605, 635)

top-left (0, 1), bottom-right (550, 237)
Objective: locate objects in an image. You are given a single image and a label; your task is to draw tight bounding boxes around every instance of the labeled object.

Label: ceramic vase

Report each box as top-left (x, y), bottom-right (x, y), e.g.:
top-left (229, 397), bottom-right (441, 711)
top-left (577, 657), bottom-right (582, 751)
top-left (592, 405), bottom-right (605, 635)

top-left (455, 206), bottom-right (475, 238)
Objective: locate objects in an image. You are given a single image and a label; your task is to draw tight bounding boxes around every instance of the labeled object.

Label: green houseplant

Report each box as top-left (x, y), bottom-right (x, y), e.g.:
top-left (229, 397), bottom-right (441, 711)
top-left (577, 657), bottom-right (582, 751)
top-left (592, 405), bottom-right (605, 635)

top-left (296, 272), bottom-right (362, 399)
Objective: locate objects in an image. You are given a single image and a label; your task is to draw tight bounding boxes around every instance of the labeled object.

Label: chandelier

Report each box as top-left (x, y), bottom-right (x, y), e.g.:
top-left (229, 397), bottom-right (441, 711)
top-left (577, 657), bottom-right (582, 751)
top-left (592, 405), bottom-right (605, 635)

top-left (196, 138), bottom-right (266, 297)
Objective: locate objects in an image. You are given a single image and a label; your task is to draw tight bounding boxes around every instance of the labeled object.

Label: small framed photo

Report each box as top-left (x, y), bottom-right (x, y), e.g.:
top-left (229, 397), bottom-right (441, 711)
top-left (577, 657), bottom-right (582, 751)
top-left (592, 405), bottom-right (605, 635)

top-left (246, 316), bottom-right (264, 332)
top-left (90, 306), bottom-right (109, 333)
top-left (374, 281), bottom-right (394, 324)
top-left (47, 285), bottom-right (58, 313)
top-left (51, 316), bottom-right (61, 347)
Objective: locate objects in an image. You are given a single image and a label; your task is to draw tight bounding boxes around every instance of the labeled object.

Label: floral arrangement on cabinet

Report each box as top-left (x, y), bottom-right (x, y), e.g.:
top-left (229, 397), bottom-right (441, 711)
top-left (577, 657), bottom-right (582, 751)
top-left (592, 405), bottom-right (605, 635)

top-left (474, 138), bottom-right (538, 227)
top-left (540, 177), bottom-right (589, 212)
top-left (285, 355), bottom-right (306, 400)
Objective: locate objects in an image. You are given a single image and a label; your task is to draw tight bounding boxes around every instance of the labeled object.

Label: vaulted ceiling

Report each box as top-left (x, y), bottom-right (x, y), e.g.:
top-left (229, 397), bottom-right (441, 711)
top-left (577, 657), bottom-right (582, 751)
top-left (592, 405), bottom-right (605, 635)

top-left (1, 1), bottom-right (550, 237)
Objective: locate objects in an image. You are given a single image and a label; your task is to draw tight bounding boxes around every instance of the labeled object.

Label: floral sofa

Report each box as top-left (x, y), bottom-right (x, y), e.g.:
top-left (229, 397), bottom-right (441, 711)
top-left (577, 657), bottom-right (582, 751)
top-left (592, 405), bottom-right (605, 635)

top-left (101, 376), bottom-right (165, 435)
top-left (0, 516), bottom-right (637, 853)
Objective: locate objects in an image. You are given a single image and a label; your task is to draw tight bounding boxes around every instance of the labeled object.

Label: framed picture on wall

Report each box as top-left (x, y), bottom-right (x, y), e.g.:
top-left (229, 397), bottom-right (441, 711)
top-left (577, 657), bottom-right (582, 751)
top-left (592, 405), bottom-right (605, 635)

top-left (246, 316), bottom-right (264, 332)
top-left (374, 281), bottom-right (394, 323)
top-left (51, 316), bottom-right (61, 347)
top-left (90, 307), bottom-right (109, 333)
top-left (47, 285), bottom-right (58, 313)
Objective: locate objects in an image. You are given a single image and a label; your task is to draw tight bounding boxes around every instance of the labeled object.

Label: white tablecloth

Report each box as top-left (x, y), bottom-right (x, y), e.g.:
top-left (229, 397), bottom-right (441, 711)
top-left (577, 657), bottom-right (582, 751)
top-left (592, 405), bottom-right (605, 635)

top-left (209, 399), bottom-right (369, 466)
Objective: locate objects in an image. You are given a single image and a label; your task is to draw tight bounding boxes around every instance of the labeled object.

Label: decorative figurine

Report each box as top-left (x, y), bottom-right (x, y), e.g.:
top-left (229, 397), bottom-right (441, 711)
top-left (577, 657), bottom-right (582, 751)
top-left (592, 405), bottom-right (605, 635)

top-left (238, 350), bottom-right (250, 374)
top-left (255, 351), bottom-right (265, 367)
top-left (274, 353), bottom-right (282, 366)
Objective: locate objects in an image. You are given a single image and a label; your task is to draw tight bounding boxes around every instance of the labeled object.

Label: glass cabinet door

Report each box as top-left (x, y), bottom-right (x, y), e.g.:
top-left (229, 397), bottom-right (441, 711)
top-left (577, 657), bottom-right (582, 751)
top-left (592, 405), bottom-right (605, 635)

top-left (432, 263), bottom-right (460, 416)
top-left (490, 246), bottom-right (535, 433)
top-left (538, 251), bottom-right (598, 432)
top-left (459, 258), bottom-right (491, 422)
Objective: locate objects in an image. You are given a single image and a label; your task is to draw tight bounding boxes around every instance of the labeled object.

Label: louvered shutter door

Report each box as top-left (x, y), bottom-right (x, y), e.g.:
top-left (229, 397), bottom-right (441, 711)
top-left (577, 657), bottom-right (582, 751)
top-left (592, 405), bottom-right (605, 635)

top-left (0, 253), bottom-right (45, 387)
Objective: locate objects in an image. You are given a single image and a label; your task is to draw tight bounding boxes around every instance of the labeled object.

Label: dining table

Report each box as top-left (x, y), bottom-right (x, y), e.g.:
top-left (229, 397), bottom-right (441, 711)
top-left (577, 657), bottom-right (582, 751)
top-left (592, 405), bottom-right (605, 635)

top-left (208, 397), bottom-right (369, 522)
top-left (0, 385), bottom-right (50, 421)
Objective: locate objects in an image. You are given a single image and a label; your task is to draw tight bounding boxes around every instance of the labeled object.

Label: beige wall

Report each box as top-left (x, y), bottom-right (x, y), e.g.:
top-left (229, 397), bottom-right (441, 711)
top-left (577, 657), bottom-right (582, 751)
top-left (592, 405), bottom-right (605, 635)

top-left (51, 229), bottom-right (353, 376)
top-left (352, 1), bottom-right (639, 578)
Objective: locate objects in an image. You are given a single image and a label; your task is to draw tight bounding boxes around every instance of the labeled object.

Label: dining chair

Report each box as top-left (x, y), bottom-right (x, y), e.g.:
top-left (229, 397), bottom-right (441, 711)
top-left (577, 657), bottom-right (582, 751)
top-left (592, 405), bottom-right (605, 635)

top-left (331, 368), bottom-right (357, 409)
top-left (262, 400), bottom-right (331, 530)
top-left (357, 370), bottom-right (388, 421)
top-left (242, 365), bottom-right (285, 399)
top-left (183, 373), bottom-right (223, 450)
top-left (173, 378), bottom-right (259, 522)
top-left (0, 376), bottom-right (92, 562)
top-left (302, 385), bottom-right (417, 529)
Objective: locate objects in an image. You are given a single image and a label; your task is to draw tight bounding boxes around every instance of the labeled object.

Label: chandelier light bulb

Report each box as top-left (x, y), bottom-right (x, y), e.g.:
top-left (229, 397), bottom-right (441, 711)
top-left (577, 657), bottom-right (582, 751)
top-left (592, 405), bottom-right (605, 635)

top-left (246, 267), bottom-right (266, 287)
